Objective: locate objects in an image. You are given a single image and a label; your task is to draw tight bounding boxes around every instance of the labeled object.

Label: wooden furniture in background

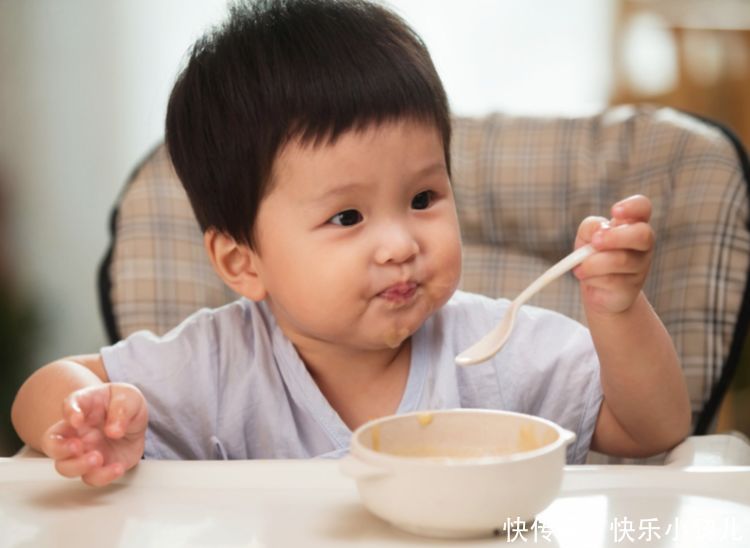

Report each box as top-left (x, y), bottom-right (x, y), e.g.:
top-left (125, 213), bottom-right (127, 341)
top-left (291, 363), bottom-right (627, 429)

top-left (611, 0), bottom-right (750, 146)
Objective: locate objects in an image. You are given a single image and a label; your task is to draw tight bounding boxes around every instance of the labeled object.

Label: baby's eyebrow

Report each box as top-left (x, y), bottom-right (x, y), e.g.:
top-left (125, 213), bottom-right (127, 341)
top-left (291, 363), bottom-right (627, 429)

top-left (412, 162), bottom-right (447, 178)
top-left (311, 181), bottom-right (371, 204)
top-left (310, 162), bottom-right (447, 203)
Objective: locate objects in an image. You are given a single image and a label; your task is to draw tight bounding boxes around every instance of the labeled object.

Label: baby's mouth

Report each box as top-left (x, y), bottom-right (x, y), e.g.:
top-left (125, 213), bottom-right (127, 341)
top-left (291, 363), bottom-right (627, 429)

top-left (378, 281), bottom-right (418, 303)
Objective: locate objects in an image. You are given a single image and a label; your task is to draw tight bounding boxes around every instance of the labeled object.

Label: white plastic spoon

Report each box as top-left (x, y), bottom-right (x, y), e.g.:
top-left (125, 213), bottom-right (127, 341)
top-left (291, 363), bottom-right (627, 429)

top-left (455, 243), bottom-right (596, 366)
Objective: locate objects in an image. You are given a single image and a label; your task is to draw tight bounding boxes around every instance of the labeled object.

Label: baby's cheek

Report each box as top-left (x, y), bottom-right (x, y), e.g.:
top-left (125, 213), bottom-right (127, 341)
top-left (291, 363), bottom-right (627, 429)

top-left (432, 245), bottom-right (462, 300)
top-left (424, 274), bottom-right (458, 308)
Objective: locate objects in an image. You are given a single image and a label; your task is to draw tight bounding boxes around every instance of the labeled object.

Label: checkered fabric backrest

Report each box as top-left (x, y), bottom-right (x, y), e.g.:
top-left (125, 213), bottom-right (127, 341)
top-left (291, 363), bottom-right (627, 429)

top-left (100, 104), bottom-right (750, 436)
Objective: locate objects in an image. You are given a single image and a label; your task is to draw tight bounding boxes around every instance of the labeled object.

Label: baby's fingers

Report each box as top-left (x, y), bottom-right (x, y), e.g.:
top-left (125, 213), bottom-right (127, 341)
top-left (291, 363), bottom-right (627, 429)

top-left (576, 216), bottom-right (610, 248)
top-left (81, 461), bottom-right (126, 487)
top-left (62, 385), bottom-right (110, 430)
top-left (41, 423), bottom-right (84, 461)
top-left (105, 383), bottom-right (148, 439)
top-left (592, 222), bottom-right (654, 253)
top-left (611, 194), bottom-right (652, 224)
top-left (54, 450), bottom-right (104, 479)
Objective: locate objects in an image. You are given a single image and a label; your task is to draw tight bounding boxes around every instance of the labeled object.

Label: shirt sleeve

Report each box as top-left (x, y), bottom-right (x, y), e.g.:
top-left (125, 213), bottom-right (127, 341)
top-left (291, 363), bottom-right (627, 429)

top-left (100, 308), bottom-right (222, 460)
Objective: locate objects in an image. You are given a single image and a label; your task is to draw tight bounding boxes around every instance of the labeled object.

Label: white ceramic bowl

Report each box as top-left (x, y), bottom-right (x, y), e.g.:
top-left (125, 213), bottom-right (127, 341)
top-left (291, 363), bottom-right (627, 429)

top-left (340, 408), bottom-right (575, 538)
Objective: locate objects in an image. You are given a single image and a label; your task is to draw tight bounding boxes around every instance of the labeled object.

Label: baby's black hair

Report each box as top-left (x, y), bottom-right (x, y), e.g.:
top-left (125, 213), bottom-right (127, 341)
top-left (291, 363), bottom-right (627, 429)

top-left (166, 0), bottom-right (451, 247)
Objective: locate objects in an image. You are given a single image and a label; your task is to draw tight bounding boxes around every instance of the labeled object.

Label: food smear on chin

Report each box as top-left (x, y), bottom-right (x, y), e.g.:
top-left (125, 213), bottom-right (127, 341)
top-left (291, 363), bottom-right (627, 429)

top-left (382, 327), bottom-right (410, 348)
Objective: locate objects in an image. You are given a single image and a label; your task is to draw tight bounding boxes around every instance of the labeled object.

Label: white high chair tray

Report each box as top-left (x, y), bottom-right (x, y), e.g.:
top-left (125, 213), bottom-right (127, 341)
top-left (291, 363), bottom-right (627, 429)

top-left (1, 457), bottom-right (749, 547)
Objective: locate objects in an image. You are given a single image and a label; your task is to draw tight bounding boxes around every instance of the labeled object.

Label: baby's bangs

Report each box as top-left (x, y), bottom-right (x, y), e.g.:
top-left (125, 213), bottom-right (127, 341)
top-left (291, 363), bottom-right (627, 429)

top-left (264, 0), bottom-right (451, 157)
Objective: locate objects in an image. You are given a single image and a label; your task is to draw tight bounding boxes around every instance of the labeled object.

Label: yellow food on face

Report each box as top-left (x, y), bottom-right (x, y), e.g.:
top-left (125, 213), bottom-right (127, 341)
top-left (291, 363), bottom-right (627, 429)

top-left (382, 327), bottom-right (410, 348)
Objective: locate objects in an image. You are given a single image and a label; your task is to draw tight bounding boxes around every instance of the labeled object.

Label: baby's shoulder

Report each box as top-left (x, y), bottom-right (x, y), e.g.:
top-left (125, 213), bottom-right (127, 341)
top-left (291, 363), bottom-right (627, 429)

top-left (162, 298), bottom-right (261, 336)
top-left (102, 298), bottom-right (272, 382)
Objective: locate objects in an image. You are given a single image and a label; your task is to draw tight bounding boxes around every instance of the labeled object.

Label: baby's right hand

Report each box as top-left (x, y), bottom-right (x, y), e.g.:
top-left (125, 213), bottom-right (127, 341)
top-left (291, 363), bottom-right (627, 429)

top-left (41, 383), bottom-right (148, 486)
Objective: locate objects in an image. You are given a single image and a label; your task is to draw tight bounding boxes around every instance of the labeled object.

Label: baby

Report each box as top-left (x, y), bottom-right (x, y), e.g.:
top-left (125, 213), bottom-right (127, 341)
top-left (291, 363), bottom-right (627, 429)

top-left (11, 0), bottom-right (690, 486)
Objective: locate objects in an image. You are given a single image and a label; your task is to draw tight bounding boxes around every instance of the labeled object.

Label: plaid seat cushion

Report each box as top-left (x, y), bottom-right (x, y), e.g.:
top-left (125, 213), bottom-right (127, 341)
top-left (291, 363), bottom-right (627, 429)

top-left (105, 145), bottom-right (237, 338)
top-left (103, 105), bottom-right (750, 453)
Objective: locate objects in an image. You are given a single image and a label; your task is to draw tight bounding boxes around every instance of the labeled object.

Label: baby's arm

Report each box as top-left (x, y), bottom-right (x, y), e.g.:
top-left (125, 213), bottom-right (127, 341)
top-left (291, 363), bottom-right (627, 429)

top-left (574, 195), bottom-right (691, 457)
top-left (11, 355), bottom-right (147, 486)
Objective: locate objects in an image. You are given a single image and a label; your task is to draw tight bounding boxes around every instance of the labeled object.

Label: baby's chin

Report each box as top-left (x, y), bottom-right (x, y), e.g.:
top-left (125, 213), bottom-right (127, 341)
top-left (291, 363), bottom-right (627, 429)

top-left (376, 297), bottom-right (441, 348)
top-left (380, 326), bottom-right (413, 349)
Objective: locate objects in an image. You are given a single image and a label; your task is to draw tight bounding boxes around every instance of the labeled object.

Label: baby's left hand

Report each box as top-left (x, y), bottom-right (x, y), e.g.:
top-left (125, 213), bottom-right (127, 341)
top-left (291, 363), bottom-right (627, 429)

top-left (573, 195), bottom-right (655, 315)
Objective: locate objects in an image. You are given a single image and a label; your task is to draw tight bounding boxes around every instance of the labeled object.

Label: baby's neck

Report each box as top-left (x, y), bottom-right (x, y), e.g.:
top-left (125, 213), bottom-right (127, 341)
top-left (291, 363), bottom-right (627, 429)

top-left (300, 339), bottom-right (412, 431)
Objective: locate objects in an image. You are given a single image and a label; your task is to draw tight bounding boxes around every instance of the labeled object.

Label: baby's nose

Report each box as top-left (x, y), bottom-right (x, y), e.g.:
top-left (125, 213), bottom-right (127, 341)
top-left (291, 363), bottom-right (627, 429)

top-left (374, 222), bottom-right (419, 264)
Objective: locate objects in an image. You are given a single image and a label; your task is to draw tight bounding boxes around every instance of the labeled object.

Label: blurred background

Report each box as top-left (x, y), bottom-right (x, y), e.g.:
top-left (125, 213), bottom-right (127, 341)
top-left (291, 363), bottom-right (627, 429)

top-left (0, 0), bottom-right (748, 455)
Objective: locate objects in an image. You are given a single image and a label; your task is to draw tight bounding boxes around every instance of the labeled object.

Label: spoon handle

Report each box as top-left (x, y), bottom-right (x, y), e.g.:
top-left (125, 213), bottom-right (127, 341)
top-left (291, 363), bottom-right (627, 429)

top-left (515, 244), bottom-right (596, 307)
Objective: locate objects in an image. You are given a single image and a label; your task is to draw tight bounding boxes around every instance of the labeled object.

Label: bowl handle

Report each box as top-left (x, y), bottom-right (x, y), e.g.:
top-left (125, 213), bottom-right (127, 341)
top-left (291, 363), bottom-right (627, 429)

top-left (560, 429), bottom-right (577, 447)
top-left (339, 455), bottom-right (389, 480)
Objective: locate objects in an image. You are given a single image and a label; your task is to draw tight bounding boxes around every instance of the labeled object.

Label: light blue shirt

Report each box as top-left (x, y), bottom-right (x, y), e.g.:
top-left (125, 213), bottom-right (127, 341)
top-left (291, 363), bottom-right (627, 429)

top-left (101, 290), bottom-right (602, 464)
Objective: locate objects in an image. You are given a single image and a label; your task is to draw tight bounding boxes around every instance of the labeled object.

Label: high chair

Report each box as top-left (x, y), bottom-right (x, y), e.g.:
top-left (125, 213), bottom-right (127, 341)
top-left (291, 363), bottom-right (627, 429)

top-left (98, 104), bottom-right (750, 462)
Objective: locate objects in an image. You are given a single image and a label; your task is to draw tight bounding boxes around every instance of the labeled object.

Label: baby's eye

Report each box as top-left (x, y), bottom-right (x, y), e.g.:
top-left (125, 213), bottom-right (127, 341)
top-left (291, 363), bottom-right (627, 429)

top-left (328, 209), bottom-right (363, 226)
top-left (411, 190), bottom-right (434, 210)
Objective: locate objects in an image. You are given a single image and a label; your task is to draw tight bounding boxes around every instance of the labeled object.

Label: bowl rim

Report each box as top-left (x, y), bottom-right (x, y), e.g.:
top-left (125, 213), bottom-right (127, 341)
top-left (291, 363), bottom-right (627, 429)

top-left (350, 408), bottom-right (574, 467)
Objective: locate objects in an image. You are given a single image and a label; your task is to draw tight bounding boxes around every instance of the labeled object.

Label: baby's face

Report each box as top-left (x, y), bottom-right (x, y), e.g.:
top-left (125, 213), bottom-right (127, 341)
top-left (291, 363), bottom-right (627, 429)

top-left (251, 120), bottom-right (462, 353)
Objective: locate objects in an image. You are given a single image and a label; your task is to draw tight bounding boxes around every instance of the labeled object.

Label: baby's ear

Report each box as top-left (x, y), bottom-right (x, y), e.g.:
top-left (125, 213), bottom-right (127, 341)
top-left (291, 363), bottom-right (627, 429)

top-left (203, 229), bottom-right (267, 301)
